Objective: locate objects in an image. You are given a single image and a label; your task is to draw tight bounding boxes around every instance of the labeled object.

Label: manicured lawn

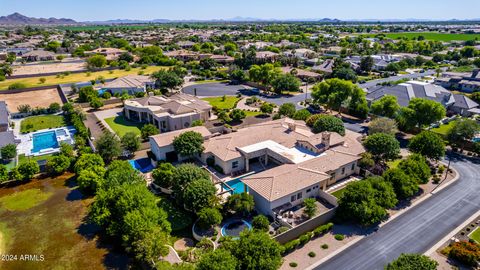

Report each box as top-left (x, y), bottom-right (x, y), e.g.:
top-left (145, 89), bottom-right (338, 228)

top-left (331, 187), bottom-right (347, 199)
top-left (156, 196), bottom-right (193, 231)
top-left (202, 96), bottom-right (241, 110)
top-left (20, 115), bottom-right (66, 133)
top-left (363, 32), bottom-right (480, 42)
top-left (18, 154), bottom-right (54, 166)
top-left (0, 66), bottom-right (166, 90)
top-left (104, 115), bottom-right (144, 137)
top-left (470, 227), bottom-right (480, 243)
top-left (430, 120), bottom-right (457, 136)
top-left (451, 65), bottom-right (476, 73)
top-left (243, 110), bottom-right (263, 117)
top-left (0, 189), bottom-right (53, 211)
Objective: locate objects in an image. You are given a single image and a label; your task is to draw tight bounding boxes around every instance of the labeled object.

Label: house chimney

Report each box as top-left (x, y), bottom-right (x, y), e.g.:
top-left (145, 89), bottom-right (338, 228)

top-left (322, 132), bottom-right (331, 149)
top-left (288, 122), bottom-right (296, 131)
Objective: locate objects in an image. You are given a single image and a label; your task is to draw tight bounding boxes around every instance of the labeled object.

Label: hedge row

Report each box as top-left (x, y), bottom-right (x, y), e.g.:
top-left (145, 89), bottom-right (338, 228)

top-left (281, 222), bottom-right (334, 254)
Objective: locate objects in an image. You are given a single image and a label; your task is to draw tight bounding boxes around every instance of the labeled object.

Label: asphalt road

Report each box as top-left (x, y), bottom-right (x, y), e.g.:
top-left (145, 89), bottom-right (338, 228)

top-left (358, 69), bottom-right (436, 89)
top-left (313, 154), bottom-right (480, 270)
top-left (182, 82), bottom-right (250, 96)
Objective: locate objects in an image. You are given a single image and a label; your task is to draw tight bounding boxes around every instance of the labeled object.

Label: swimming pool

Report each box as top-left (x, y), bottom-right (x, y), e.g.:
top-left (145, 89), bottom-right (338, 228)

top-left (223, 177), bottom-right (248, 194)
top-left (129, 158), bottom-right (154, 173)
top-left (221, 219), bottom-right (252, 238)
top-left (32, 131), bottom-right (59, 153)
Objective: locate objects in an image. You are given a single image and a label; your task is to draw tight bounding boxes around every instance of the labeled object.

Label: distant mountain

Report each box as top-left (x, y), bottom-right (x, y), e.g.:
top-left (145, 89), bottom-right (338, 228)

top-left (0, 12), bottom-right (77, 25)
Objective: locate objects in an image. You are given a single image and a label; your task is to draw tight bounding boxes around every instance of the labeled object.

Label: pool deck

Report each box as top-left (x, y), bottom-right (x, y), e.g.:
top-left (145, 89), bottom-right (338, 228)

top-left (15, 126), bottom-right (76, 157)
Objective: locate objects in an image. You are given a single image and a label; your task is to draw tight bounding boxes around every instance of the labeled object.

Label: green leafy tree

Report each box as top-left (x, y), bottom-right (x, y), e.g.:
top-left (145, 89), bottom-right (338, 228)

top-left (383, 168), bottom-right (419, 200)
top-left (397, 98), bottom-right (446, 130)
top-left (408, 131), bottom-right (445, 160)
top-left (89, 97), bottom-right (104, 109)
top-left (74, 153), bottom-right (104, 174)
top-left (0, 144), bottom-right (17, 160)
top-left (447, 119), bottom-right (480, 150)
top-left (360, 56), bottom-right (374, 72)
top-left (197, 249), bottom-right (238, 270)
top-left (370, 95), bottom-right (400, 118)
top-left (0, 164), bottom-right (9, 183)
top-left (229, 109), bottom-right (246, 122)
top-left (182, 179), bottom-right (217, 212)
top-left (217, 110), bottom-right (232, 123)
top-left (292, 109), bottom-right (311, 121)
top-left (172, 131), bottom-right (205, 158)
top-left (398, 154), bottom-right (431, 184)
top-left (385, 253), bottom-right (438, 270)
top-left (141, 124), bottom-right (159, 140)
top-left (225, 193), bottom-right (255, 216)
top-left (248, 64), bottom-right (281, 87)
top-left (311, 78), bottom-right (366, 114)
top-left (271, 74), bottom-right (301, 94)
top-left (228, 230), bottom-right (282, 270)
top-left (332, 67), bottom-right (358, 82)
top-left (46, 155), bottom-right (71, 175)
top-left (364, 133), bottom-right (400, 162)
top-left (87, 54), bottom-right (107, 69)
top-left (152, 162), bottom-right (175, 188)
top-left (368, 117), bottom-right (398, 136)
top-left (121, 132), bottom-right (140, 154)
top-left (252, 215), bottom-right (270, 232)
top-left (151, 70), bottom-right (184, 91)
top-left (172, 163), bottom-right (211, 193)
top-left (278, 103), bottom-right (296, 117)
top-left (77, 166), bottom-right (106, 194)
top-left (312, 115), bottom-right (345, 136)
top-left (197, 207), bottom-right (223, 229)
top-left (260, 102), bottom-right (275, 114)
top-left (18, 159), bottom-right (40, 181)
top-left (303, 198), bottom-right (317, 218)
top-left (95, 132), bottom-right (122, 163)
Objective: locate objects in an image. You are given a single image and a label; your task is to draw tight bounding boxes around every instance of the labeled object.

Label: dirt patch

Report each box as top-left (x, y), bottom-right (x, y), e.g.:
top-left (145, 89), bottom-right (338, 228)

top-left (0, 88), bottom-right (63, 113)
top-left (174, 238), bottom-right (195, 251)
top-left (13, 61), bottom-right (86, 76)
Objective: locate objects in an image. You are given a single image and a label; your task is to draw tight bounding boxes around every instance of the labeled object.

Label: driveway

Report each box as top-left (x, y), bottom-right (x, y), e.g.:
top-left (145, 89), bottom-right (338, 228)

top-left (182, 82), bottom-right (250, 97)
top-left (312, 154), bottom-right (480, 270)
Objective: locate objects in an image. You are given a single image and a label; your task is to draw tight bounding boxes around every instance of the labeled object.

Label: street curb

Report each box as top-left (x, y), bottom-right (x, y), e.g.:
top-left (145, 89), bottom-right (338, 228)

top-left (305, 165), bottom-right (460, 270)
top-left (424, 209), bottom-right (480, 255)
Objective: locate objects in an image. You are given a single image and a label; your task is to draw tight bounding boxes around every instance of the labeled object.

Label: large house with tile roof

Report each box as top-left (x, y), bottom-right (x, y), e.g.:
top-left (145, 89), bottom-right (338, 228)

top-left (124, 92), bottom-right (212, 133)
top-left (149, 118), bottom-right (365, 216)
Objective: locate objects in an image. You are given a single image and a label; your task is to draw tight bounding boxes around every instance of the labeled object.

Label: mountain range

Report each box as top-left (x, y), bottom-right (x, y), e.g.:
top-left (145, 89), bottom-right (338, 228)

top-left (0, 12), bottom-right (76, 25)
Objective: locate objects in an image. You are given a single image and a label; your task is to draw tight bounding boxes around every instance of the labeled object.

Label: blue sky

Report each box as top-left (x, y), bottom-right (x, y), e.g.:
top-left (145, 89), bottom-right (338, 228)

top-left (0, 0), bottom-right (479, 21)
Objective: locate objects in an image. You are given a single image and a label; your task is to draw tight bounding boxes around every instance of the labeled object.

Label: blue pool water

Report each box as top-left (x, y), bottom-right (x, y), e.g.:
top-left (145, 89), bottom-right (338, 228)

top-left (221, 219), bottom-right (252, 238)
top-left (32, 131), bottom-right (59, 153)
top-left (129, 158), bottom-right (154, 173)
top-left (473, 138), bottom-right (480, 143)
top-left (223, 178), bottom-right (248, 194)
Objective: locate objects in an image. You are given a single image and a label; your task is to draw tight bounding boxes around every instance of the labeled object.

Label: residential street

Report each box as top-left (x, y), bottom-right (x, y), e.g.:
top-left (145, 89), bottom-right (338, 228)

top-left (312, 154), bottom-right (480, 270)
top-left (357, 69), bottom-right (437, 88)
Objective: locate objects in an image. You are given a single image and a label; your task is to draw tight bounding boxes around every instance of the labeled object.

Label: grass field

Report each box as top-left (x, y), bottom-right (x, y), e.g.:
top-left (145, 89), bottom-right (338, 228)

top-left (20, 115), bottom-right (66, 133)
top-left (364, 32), bottom-right (480, 42)
top-left (105, 115), bottom-right (144, 137)
top-left (430, 120), bottom-right (457, 136)
top-left (17, 154), bottom-right (54, 166)
top-left (243, 110), bottom-right (263, 117)
top-left (0, 189), bottom-right (52, 211)
top-left (202, 96), bottom-right (240, 110)
top-left (0, 174), bottom-right (129, 269)
top-left (0, 66), bottom-right (165, 90)
top-left (331, 187), bottom-right (347, 199)
top-left (470, 227), bottom-right (480, 243)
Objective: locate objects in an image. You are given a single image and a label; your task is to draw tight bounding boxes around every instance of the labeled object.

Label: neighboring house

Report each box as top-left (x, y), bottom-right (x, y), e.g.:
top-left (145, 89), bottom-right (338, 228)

top-left (0, 101), bottom-right (15, 150)
top-left (346, 54), bottom-right (402, 71)
top-left (435, 69), bottom-right (480, 93)
top-left (281, 67), bottom-right (322, 81)
top-left (176, 40), bottom-right (196, 49)
top-left (312, 59), bottom-right (334, 75)
top-left (97, 75), bottom-right (155, 95)
top-left (164, 50), bottom-right (211, 62)
top-left (209, 54), bottom-right (234, 65)
top-left (149, 118), bottom-right (365, 217)
top-left (21, 50), bottom-right (55, 62)
top-left (84, 47), bottom-right (126, 61)
top-left (283, 48), bottom-right (316, 60)
top-left (124, 92), bottom-right (212, 133)
top-left (255, 51), bottom-right (278, 63)
top-left (322, 46), bottom-right (343, 56)
top-left (149, 126), bottom-right (212, 162)
top-left (365, 81), bottom-right (479, 117)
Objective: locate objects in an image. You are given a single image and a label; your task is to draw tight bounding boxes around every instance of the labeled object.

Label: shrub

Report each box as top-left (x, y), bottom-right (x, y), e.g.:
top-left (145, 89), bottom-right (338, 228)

top-left (289, 262), bottom-right (298, 268)
top-left (334, 234), bottom-right (345, 241)
top-left (252, 215), bottom-right (270, 232)
top-left (8, 82), bottom-right (27, 90)
top-left (299, 233), bottom-right (312, 245)
top-left (321, 244), bottom-right (329, 249)
top-left (277, 226), bottom-right (289, 234)
top-left (313, 222), bottom-right (334, 237)
top-left (444, 241), bottom-right (480, 267)
top-left (308, 251), bottom-right (316, 258)
top-left (283, 239), bottom-right (300, 254)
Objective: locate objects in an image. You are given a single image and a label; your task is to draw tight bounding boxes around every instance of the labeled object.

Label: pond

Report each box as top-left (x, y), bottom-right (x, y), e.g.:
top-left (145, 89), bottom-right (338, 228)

top-left (0, 174), bottom-right (129, 270)
top-left (221, 219), bottom-right (252, 238)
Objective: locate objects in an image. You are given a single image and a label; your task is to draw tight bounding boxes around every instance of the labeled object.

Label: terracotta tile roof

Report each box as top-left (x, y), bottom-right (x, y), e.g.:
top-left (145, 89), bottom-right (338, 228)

top-left (150, 126), bottom-right (212, 148)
